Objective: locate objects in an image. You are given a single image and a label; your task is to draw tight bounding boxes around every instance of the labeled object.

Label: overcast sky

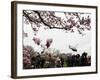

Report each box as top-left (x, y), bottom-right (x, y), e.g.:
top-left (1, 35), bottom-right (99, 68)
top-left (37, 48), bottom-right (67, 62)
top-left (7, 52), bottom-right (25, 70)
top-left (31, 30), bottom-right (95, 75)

top-left (23, 12), bottom-right (91, 56)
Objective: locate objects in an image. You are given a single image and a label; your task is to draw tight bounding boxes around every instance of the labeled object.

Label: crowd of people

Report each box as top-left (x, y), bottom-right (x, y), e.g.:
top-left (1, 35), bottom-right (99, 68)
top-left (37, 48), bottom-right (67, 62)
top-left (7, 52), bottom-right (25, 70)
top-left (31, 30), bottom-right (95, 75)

top-left (66, 52), bottom-right (91, 67)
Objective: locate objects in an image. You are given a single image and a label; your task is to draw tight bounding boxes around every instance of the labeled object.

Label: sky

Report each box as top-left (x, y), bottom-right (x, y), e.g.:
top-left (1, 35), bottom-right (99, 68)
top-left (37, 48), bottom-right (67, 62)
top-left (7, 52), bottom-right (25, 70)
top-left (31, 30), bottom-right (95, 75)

top-left (23, 12), bottom-right (91, 56)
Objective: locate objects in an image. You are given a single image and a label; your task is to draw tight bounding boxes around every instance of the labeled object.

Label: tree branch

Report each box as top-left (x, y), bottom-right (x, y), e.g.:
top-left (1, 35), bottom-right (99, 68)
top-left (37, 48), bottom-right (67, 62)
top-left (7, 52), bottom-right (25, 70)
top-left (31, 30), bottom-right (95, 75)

top-left (23, 11), bottom-right (33, 22)
top-left (34, 11), bottom-right (68, 30)
top-left (33, 11), bottom-right (52, 28)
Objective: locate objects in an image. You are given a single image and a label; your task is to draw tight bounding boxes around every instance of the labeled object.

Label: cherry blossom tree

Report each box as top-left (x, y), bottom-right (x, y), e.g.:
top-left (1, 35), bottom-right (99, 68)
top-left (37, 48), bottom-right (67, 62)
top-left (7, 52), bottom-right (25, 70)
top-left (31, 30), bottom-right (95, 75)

top-left (23, 46), bottom-right (35, 69)
top-left (33, 37), bottom-right (41, 45)
top-left (46, 38), bottom-right (53, 48)
top-left (23, 10), bottom-right (91, 36)
top-left (32, 37), bottom-right (53, 54)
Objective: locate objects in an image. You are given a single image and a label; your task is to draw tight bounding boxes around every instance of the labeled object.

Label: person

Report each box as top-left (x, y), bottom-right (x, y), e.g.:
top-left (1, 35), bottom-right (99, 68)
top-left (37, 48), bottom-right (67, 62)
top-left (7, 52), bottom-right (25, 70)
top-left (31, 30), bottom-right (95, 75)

top-left (75, 54), bottom-right (81, 66)
top-left (55, 57), bottom-right (62, 67)
top-left (67, 55), bottom-right (72, 67)
top-left (71, 55), bottom-right (76, 67)
top-left (35, 54), bottom-right (41, 68)
top-left (87, 56), bottom-right (91, 66)
top-left (31, 56), bottom-right (36, 68)
top-left (60, 57), bottom-right (64, 67)
top-left (40, 57), bottom-right (45, 68)
top-left (80, 52), bottom-right (88, 66)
